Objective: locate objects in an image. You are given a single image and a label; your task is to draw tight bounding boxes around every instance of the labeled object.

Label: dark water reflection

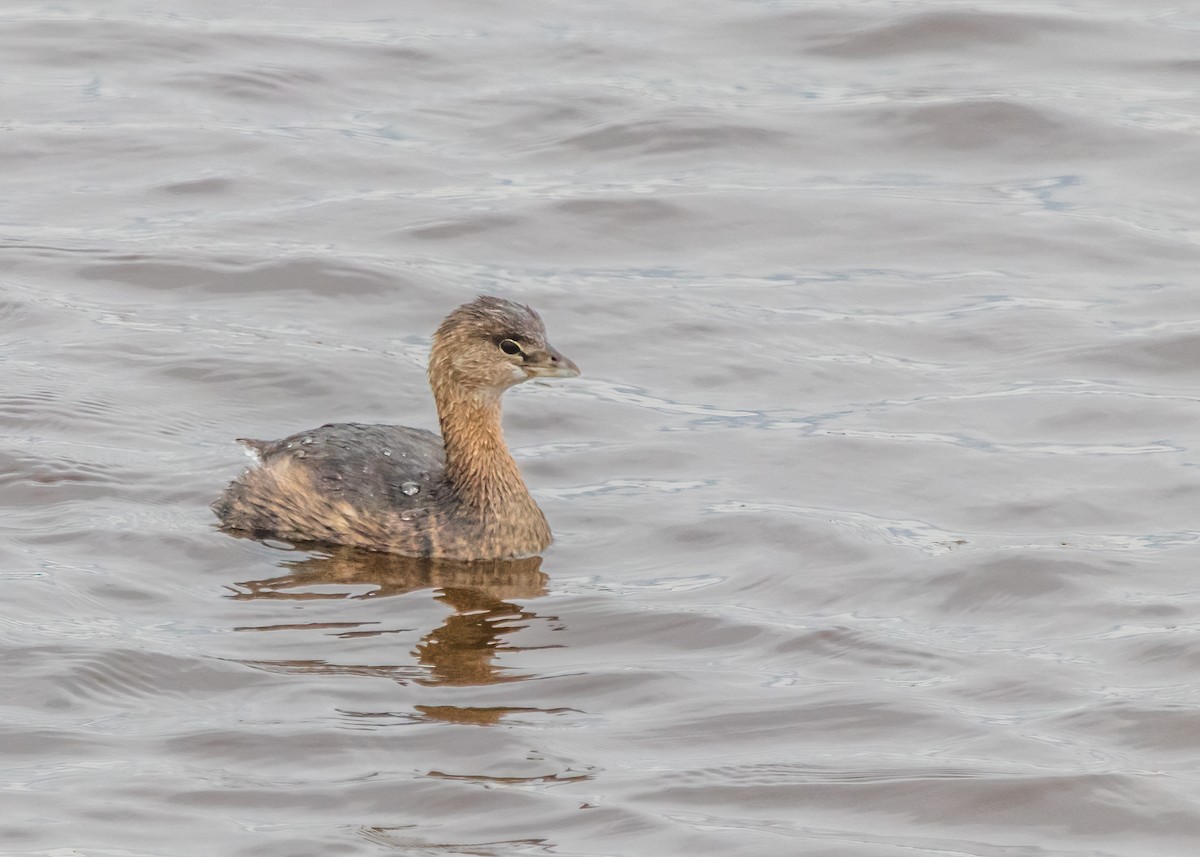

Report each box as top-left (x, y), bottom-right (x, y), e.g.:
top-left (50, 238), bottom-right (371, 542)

top-left (231, 548), bottom-right (558, 694)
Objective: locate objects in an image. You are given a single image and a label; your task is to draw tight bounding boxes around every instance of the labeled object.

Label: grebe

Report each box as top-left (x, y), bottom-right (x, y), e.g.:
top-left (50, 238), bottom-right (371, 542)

top-left (213, 296), bottom-right (579, 559)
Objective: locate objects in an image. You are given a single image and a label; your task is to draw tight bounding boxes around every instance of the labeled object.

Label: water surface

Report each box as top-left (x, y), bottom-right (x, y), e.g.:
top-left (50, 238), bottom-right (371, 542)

top-left (3, 1), bottom-right (1200, 855)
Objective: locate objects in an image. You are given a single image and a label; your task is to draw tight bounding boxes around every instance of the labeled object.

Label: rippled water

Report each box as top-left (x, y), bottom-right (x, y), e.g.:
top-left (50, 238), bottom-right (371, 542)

top-left (4, 1), bottom-right (1200, 854)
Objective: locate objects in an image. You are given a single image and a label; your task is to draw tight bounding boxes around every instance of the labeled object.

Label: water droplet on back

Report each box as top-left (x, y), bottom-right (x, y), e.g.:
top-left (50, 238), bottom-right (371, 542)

top-left (401, 481), bottom-right (420, 496)
top-left (382, 448), bottom-right (392, 456)
top-left (302, 436), bottom-right (314, 445)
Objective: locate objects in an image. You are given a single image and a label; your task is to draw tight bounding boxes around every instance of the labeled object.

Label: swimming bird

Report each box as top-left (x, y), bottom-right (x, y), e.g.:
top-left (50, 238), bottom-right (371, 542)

top-left (213, 296), bottom-right (579, 559)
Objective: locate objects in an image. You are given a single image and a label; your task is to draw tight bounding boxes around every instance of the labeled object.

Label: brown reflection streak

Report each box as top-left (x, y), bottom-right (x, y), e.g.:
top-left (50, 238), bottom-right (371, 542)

top-left (229, 546), bottom-right (553, 692)
top-left (414, 705), bottom-right (569, 726)
top-left (228, 545), bottom-right (548, 602)
top-left (415, 586), bottom-right (541, 687)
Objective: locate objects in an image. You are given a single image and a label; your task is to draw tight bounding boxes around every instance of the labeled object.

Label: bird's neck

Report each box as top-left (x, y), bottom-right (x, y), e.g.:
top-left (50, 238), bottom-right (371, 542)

top-left (434, 384), bottom-right (537, 513)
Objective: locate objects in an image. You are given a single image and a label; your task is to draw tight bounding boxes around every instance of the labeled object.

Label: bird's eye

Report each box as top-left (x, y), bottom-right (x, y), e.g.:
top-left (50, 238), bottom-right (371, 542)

top-left (499, 338), bottom-right (523, 356)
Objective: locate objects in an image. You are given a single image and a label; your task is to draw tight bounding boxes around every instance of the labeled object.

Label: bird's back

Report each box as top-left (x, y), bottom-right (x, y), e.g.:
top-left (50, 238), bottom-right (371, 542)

top-left (213, 423), bottom-right (456, 551)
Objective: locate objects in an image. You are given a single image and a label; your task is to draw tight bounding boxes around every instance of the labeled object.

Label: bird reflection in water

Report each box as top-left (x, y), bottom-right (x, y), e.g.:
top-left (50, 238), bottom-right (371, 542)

top-left (229, 546), bottom-right (562, 720)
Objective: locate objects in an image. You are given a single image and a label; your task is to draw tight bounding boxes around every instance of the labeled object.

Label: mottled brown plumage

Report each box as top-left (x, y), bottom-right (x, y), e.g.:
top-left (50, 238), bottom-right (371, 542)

top-left (212, 296), bottom-right (580, 559)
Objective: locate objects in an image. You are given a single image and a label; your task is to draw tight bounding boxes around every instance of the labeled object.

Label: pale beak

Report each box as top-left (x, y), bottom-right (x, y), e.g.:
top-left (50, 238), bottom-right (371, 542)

top-left (526, 343), bottom-right (580, 378)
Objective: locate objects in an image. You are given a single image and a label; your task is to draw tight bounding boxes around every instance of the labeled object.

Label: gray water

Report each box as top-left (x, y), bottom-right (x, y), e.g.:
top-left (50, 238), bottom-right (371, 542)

top-left (4, 1), bottom-right (1200, 855)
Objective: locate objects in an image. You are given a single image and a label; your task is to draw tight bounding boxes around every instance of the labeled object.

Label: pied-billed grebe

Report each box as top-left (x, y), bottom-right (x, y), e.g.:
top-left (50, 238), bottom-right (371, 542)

top-left (212, 296), bottom-right (579, 560)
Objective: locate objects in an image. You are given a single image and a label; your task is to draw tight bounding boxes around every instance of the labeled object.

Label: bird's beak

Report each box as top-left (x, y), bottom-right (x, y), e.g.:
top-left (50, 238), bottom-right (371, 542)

top-left (526, 343), bottom-right (580, 379)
